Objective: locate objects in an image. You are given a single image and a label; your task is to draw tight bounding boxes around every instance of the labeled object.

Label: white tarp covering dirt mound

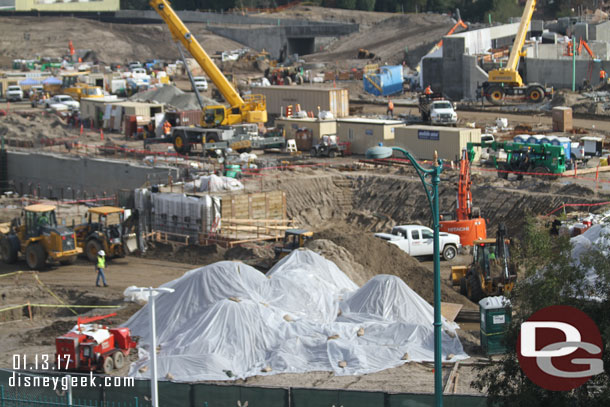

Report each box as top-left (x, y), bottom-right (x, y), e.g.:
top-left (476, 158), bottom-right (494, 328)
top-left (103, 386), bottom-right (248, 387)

top-left (125, 250), bottom-right (468, 382)
top-left (570, 222), bottom-right (610, 299)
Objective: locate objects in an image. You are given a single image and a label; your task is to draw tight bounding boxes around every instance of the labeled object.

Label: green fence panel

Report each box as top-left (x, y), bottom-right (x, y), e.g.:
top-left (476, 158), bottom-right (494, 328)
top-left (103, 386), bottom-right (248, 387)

top-left (239, 385), bottom-right (288, 407)
top-left (338, 389), bottom-right (385, 407)
top-left (192, 383), bottom-right (242, 407)
top-left (388, 393), bottom-right (488, 407)
top-left (158, 381), bottom-right (191, 407)
top-left (292, 388), bottom-right (339, 407)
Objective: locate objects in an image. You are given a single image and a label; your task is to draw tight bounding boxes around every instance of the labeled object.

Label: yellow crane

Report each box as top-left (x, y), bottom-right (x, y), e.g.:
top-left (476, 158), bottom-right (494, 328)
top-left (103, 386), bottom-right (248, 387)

top-left (480, 0), bottom-right (552, 104)
top-left (150, 0), bottom-right (267, 126)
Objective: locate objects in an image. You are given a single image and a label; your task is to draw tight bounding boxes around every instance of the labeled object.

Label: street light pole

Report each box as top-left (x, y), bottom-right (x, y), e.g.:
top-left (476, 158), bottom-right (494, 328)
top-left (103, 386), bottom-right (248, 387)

top-left (366, 145), bottom-right (444, 407)
top-left (126, 286), bottom-right (175, 407)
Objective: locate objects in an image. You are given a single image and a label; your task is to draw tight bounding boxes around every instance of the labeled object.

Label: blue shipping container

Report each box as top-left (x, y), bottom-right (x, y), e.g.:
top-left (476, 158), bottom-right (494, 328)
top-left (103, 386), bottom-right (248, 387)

top-left (363, 65), bottom-right (403, 96)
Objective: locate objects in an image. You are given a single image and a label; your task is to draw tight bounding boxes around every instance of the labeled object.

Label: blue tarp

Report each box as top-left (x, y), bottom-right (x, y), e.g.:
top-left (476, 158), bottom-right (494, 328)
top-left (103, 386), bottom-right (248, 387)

top-left (42, 77), bottom-right (61, 85)
top-left (363, 65), bottom-right (403, 97)
top-left (19, 78), bottom-right (41, 85)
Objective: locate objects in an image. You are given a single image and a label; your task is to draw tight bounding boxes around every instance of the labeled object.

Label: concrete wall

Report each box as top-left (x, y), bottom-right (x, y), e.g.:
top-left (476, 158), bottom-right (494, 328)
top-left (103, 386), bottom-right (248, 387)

top-left (16, 0), bottom-right (119, 11)
top-left (442, 37), bottom-right (465, 100)
top-left (590, 21), bottom-right (610, 42)
top-left (462, 55), bottom-right (488, 100)
top-left (7, 152), bottom-right (179, 199)
top-left (526, 58), bottom-right (609, 88)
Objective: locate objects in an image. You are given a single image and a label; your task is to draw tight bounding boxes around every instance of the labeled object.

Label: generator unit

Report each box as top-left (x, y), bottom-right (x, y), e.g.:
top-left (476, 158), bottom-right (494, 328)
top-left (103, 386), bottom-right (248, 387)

top-left (55, 313), bottom-right (137, 374)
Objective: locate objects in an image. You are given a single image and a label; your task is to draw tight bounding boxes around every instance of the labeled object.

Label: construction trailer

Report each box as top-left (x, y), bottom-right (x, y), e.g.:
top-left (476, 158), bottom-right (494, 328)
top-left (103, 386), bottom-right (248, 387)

top-left (80, 97), bottom-right (124, 129)
top-left (336, 118), bottom-right (405, 155)
top-left (274, 117), bottom-right (337, 148)
top-left (394, 125), bottom-right (481, 161)
top-left (253, 85), bottom-right (349, 118)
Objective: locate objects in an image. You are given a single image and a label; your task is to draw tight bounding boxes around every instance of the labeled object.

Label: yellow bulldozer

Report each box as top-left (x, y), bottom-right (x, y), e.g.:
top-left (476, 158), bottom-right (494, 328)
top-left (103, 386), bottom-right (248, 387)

top-left (74, 206), bottom-right (137, 262)
top-left (0, 204), bottom-right (82, 270)
top-left (450, 223), bottom-right (517, 302)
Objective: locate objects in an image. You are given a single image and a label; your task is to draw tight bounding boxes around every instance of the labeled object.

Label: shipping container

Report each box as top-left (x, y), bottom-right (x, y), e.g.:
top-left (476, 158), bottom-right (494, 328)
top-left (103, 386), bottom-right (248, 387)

top-left (394, 125), bottom-right (482, 161)
top-left (275, 117), bottom-right (337, 146)
top-left (336, 118), bottom-right (406, 155)
top-left (253, 85), bottom-right (349, 118)
top-left (165, 110), bottom-right (202, 127)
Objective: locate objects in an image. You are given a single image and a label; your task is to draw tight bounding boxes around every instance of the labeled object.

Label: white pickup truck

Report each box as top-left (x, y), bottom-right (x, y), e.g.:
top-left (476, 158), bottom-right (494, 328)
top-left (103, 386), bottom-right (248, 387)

top-left (374, 225), bottom-right (461, 260)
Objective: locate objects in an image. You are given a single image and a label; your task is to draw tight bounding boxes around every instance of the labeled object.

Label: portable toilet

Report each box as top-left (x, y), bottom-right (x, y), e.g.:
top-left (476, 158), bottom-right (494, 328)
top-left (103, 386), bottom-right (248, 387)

top-left (479, 296), bottom-right (512, 355)
top-left (540, 135), bottom-right (558, 145)
top-left (513, 134), bottom-right (528, 144)
top-left (527, 134), bottom-right (545, 144)
top-left (553, 136), bottom-right (572, 160)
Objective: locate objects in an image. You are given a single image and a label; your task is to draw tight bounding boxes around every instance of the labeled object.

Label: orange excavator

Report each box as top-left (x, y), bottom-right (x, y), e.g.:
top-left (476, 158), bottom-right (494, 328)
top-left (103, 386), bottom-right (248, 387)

top-left (440, 149), bottom-right (487, 246)
top-left (437, 10), bottom-right (468, 48)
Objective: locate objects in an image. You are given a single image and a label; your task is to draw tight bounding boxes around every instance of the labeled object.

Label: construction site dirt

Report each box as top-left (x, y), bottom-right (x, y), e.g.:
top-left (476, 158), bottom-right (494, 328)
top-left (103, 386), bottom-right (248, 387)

top-left (3, 4), bottom-right (610, 400)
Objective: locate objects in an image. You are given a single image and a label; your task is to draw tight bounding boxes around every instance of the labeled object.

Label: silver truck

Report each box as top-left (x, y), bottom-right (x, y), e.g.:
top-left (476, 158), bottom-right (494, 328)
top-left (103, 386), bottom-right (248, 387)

top-left (6, 85), bottom-right (23, 102)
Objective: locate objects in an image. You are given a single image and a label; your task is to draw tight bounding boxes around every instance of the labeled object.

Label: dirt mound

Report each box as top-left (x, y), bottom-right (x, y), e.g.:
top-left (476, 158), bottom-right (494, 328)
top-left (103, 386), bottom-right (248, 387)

top-left (129, 85), bottom-right (217, 110)
top-left (0, 113), bottom-right (73, 144)
top-left (0, 17), bottom-right (246, 67)
top-left (556, 183), bottom-right (596, 197)
top-left (314, 224), bottom-right (476, 309)
top-left (224, 243), bottom-right (275, 266)
top-left (142, 242), bottom-right (226, 266)
top-left (306, 239), bottom-right (368, 286)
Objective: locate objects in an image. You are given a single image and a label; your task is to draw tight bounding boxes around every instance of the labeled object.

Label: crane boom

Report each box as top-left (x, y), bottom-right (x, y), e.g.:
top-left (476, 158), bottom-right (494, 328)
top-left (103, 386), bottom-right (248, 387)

top-left (488, 0), bottom-right (536, 87)
top-left (505, 0), bottom-right (536, 74)
top-left (150, 0), bottom-right (266, 126)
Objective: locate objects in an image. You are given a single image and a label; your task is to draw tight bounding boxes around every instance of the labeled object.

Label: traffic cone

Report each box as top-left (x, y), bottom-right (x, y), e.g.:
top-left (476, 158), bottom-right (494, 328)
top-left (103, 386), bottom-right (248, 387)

top-left (80, 124), bottom-right (83, 135)
top-left (100, 129), bottom-right (104, 141)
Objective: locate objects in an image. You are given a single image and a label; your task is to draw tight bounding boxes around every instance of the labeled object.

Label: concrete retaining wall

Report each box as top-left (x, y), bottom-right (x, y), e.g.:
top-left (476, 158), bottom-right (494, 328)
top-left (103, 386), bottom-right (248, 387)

top-left (7, 152), bottom-right (179, 200)
top-left (525, 58), bottom-right (610, 88)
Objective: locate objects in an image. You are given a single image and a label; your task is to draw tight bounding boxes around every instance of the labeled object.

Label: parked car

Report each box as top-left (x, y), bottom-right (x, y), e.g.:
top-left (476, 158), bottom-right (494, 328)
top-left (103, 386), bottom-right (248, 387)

top-left (46, 94), bottom-right (80, 110)
top-left (193, 76), bottom-right (208, 91)
top-left (374, 225), bottom-right (461, 260)
top-left (6, 85), bottom-right (23, 101)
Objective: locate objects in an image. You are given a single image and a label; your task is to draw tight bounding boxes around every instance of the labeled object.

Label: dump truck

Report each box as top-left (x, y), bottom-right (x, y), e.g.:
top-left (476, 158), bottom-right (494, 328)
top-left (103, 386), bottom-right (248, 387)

top-left (418, 94), bottom-right (458, 125)
top-left (74, 206), bottom-right (137, 262)
top-left (450, 224), bottom-right (517, 302)
top-left (0, 204), bottom-right (82, 269)
top-left (55, 313), bottom-right (137, 374)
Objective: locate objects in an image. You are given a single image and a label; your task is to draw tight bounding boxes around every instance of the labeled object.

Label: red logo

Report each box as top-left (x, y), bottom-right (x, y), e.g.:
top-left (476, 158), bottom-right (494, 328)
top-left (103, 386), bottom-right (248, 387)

top-left (517, 305), bottom-right (604, 391)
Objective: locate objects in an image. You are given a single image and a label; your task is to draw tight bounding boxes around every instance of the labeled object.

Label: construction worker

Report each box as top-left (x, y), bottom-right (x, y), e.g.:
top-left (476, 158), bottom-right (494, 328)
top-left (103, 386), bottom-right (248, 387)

top-left (600, 68), bottom-right (607, 83)
top-left (96, 250), bottom-right (108, 287)
top-left (37, 213), bottom-right (49, 229)
top-left (387, 98), bottom-right (394, 118)
top-left (424, 85), bottom-right (433, 95)
top-left (163, 120), bottom-right (172, 136)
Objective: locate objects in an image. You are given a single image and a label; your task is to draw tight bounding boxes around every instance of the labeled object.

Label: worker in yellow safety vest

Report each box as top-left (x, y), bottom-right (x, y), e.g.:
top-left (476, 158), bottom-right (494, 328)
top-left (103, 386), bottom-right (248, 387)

top-left (96, 250), bottom-right (108, 287)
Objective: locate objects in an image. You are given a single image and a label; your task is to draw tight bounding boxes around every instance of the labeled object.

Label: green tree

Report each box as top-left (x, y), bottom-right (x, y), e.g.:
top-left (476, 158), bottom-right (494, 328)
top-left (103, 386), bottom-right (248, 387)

top-left (356, 0), bottom-right (376, 11)
top-left (337, 0), bottom-right (357, 9)
top-left (472, 218), bottom-right (610, 406)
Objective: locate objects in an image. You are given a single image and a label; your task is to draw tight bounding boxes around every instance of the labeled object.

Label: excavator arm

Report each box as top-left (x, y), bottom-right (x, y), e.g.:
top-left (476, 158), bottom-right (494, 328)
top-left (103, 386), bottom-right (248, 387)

top-left (456, 149), bottom-right (472, 221)
top-left (150, 0), bottom-right (266, 126)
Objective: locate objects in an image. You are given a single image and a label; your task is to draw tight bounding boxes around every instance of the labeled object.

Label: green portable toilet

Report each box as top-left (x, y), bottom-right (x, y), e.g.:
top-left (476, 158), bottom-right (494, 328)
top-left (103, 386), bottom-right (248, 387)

top-left (479, 296), bottom-right (511, 355)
